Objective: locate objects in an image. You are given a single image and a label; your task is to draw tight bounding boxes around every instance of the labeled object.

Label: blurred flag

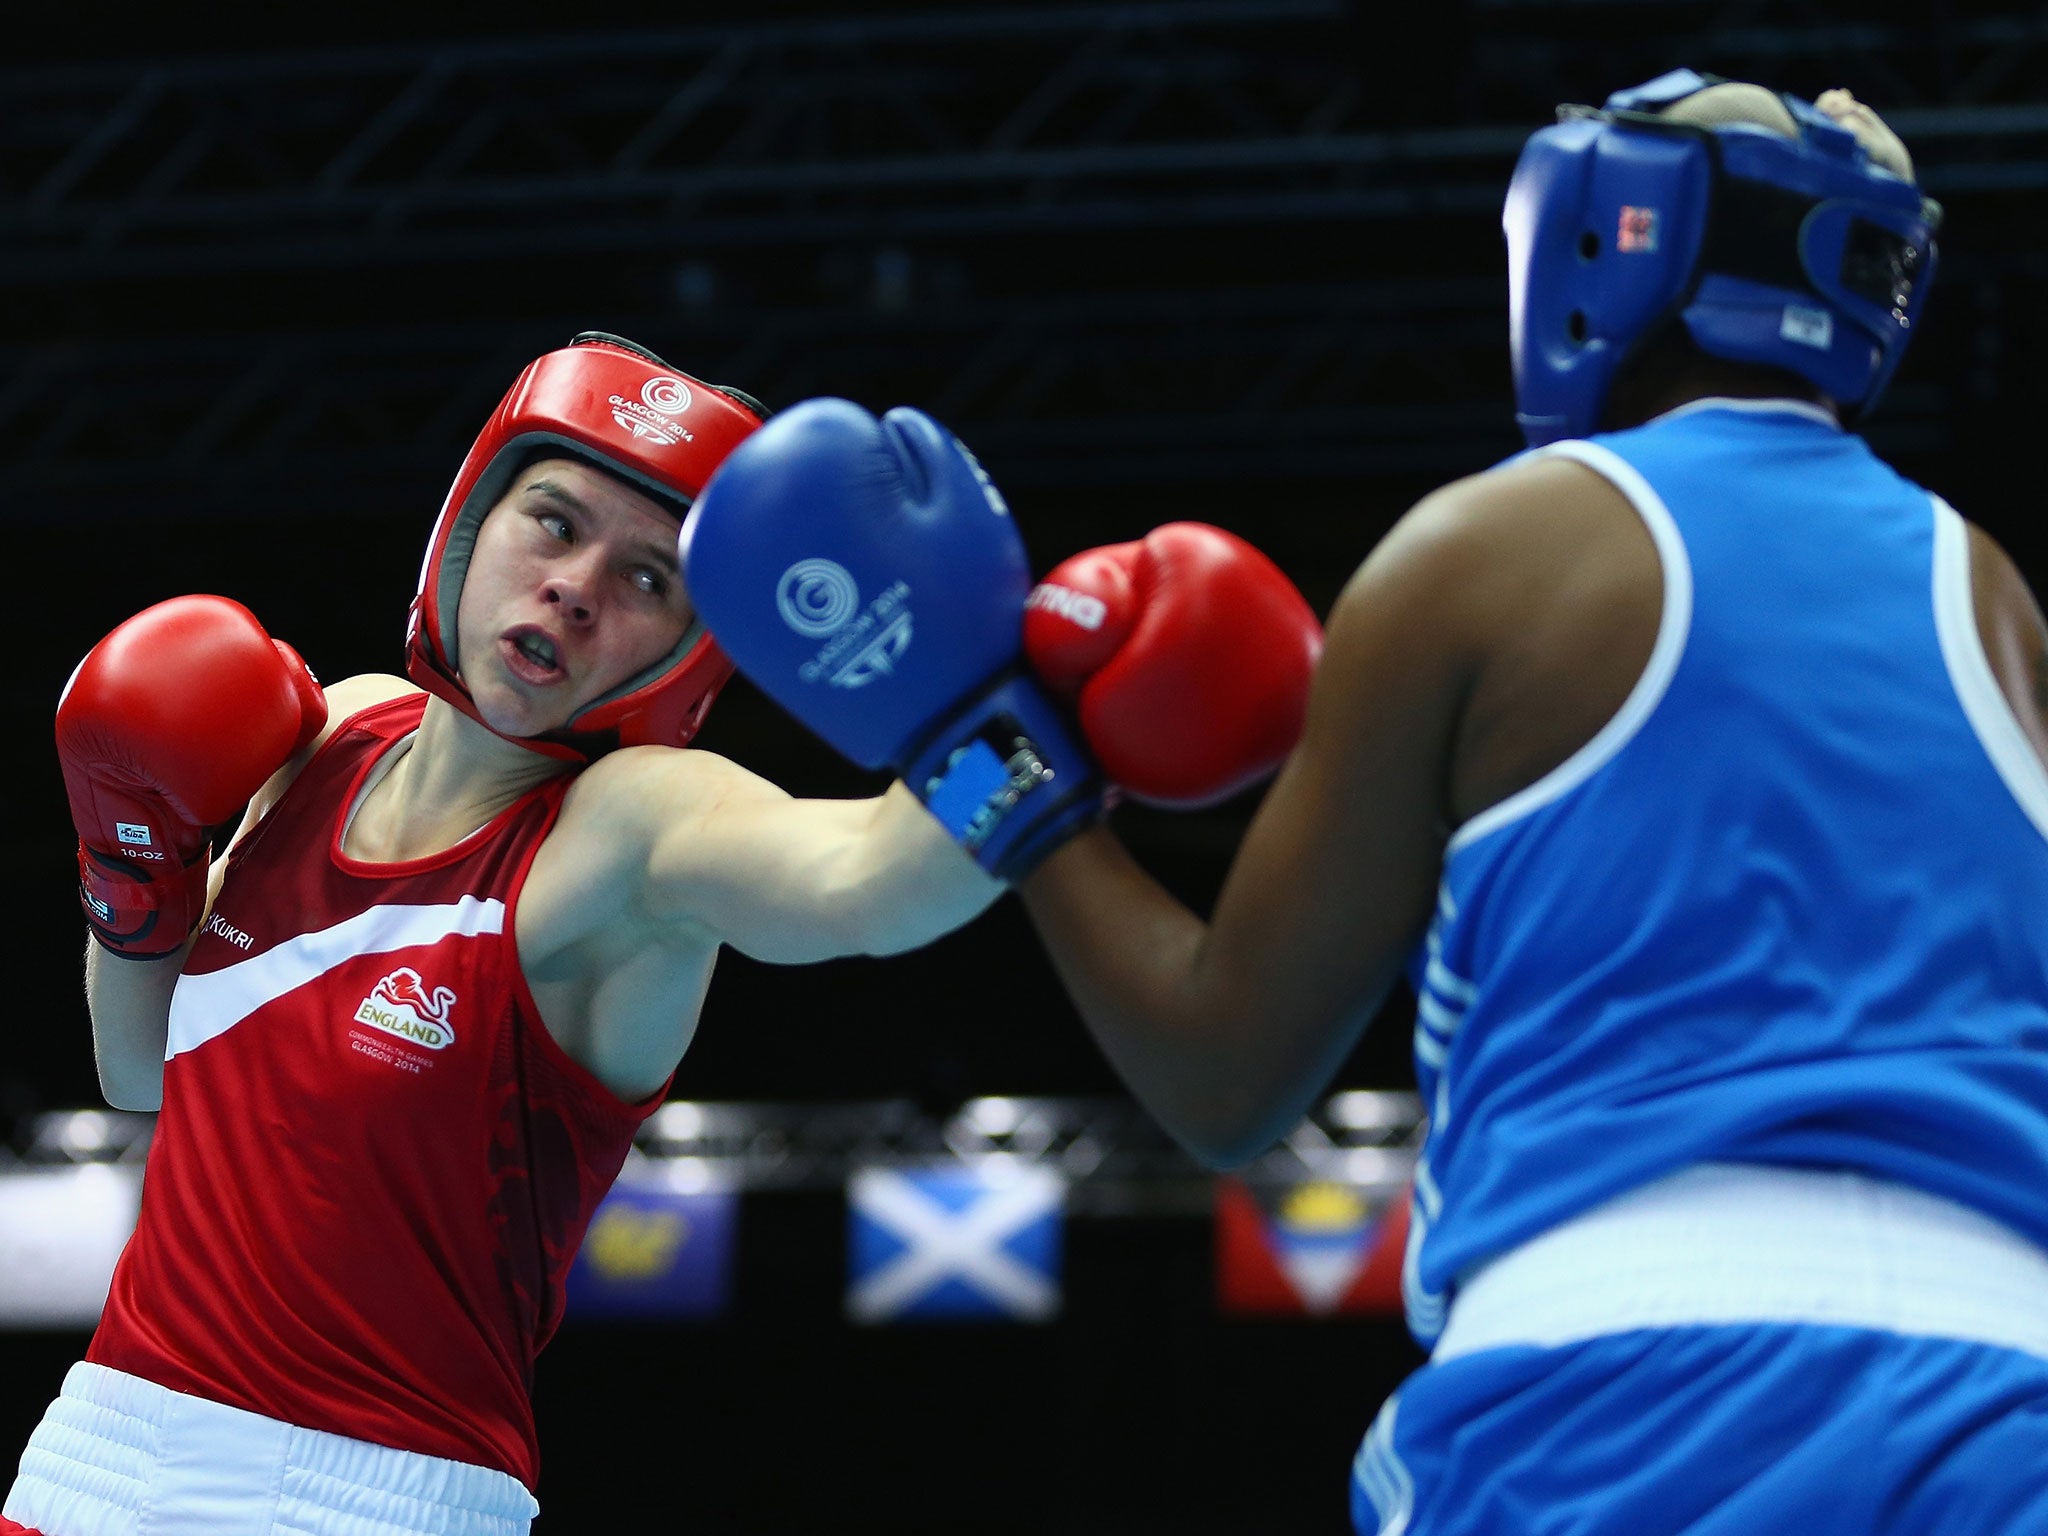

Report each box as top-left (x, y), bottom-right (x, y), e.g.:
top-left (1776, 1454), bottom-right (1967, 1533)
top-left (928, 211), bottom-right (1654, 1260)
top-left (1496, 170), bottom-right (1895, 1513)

top-left (847, 1163), bottom-right (1064, 1323)
top-left (0, 1165), bottom-right (142, 1327)
top-left (565, 1177), bottom-right (737, 1320)
top-left (1215, 1177), bottom-right (1408, 1317)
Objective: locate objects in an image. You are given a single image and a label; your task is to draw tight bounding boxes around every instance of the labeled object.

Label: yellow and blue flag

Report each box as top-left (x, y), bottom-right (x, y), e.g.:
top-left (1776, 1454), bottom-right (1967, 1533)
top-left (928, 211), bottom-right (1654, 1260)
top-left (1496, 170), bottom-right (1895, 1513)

top-left (566, 1177), bottom-right (737, 1319)
top-left (1214, 1176), bottom-right (1408, 1316)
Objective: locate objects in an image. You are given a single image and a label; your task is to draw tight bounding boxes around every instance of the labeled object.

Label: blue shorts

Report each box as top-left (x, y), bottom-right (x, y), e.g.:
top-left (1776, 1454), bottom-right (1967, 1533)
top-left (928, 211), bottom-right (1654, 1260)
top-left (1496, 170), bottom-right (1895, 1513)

top-left (1352, 1324), bottom-right (2048, 1536)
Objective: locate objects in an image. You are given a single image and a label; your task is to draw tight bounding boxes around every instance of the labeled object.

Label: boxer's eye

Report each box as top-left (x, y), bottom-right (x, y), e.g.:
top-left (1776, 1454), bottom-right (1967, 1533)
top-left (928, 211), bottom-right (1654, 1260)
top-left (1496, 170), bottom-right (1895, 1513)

top-left (535, 512), bottom-right (572, 542)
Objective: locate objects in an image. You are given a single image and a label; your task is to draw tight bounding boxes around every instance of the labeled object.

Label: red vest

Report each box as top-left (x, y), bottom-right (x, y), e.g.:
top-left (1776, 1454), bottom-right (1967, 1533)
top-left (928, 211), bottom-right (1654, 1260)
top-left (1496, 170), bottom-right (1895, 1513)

top-left (90, 694), bottom-right (664, 1489)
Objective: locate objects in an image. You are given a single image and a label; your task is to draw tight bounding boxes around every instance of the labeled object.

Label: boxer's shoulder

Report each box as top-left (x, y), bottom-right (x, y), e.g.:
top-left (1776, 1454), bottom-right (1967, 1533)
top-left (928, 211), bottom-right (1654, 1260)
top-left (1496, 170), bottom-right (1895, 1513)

top-left (536, 747), bottom-right (785, 915)
top-left (1335, 454), bottom-right (1655, 647)
top-left (1395, 454), bottom-right (1643, 565)
top-left (316, 672), bottom-right (420, 738)
top-left (236, 673), bottom-right (421, 842)
top-left (1307, 451), bottom-right (1664, 827)
top-left (557, 744), bottom-right (763, 838)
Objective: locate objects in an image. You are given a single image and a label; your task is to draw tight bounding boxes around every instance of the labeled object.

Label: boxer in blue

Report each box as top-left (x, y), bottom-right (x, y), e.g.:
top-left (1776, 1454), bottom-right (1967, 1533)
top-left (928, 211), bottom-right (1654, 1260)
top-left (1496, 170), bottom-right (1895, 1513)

top-left (682, 77), bottom-right (2048, 1534)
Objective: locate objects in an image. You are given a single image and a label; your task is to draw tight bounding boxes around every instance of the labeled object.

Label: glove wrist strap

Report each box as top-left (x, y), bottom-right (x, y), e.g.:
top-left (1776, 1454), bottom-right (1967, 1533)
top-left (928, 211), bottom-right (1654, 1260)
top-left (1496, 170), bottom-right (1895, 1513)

top-left (903, 672), bottom-right (1105, 881)
top-left (77, 840), bottom-right (211, 958)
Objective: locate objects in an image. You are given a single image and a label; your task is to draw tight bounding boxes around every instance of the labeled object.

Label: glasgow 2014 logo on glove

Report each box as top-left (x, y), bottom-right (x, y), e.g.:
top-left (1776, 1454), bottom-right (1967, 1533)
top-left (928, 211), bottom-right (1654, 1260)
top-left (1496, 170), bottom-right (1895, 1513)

top-left (776, 557), bottom-right (915, 689)
top-left (776, 559), bottom-right (861, 637)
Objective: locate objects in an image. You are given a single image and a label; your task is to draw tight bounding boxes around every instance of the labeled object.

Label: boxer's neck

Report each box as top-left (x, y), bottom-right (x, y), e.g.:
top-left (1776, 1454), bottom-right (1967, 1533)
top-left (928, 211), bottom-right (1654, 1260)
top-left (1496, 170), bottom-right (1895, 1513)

top-left (343, 697), bottom-right (570, 863)
top-left (1606, 351), bottom-right (1837, 435)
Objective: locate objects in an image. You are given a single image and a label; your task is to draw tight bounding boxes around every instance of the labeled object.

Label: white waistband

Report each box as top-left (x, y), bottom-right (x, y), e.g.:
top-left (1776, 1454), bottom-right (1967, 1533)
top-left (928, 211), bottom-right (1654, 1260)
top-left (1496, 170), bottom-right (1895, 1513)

top-left (3, 1362), bottom-right (538, 1536)
top-left (1432, 1163), bottom-right (2048, 1365)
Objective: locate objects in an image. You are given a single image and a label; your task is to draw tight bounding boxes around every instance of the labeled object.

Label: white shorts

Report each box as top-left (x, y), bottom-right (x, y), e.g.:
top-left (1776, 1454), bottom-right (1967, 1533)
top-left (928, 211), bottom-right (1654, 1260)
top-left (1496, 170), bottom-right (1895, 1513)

top-left (4, 1362), bottom-right (538, 1536)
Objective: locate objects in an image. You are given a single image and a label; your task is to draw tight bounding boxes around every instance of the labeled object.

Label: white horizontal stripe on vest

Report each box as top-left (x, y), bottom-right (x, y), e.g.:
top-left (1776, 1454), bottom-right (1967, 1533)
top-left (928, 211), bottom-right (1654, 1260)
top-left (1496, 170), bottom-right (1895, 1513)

top-left (3, 1361), bottom-right (537, 1536)
top-left (1432, 1162), bottom-right (2048, 1365)
top-left (168, 897), bottom-right (506, 1061)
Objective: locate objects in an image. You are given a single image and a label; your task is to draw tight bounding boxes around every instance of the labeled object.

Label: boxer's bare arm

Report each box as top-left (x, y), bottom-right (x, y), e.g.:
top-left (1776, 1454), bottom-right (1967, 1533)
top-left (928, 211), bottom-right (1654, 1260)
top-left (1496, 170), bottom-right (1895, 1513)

top-left (519, 749), bottom-right (1003, 1097)
top-left (81, 674), bottom-right (397, 1111)
top-left (1021, 457), bottom-right (1661, 1165)
top-left (85, 801), bottom-right (257, 1111)
top-left (600, 751), bottom-right (1003, 963)
top-left (718, 776), bottom-right (1003, 961)
top-left (1968, 523), bottom-right (2048, 773)
top-left (1019, 528), bottom-right (1465, 1165)
top-left (85, 942), bottom-right (187, 1111)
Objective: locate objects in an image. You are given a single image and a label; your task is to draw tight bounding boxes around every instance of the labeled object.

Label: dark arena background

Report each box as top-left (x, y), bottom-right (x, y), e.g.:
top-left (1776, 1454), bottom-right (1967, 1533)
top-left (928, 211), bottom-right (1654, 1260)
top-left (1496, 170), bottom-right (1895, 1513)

top-left (2, 2), bottom-right (2043, 1531)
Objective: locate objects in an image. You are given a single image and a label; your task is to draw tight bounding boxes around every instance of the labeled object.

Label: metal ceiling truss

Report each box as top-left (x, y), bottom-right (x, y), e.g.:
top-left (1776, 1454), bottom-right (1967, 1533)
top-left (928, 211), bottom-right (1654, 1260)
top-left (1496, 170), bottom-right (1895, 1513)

top-left (2, 3), bottom-right (2042, 281)
top-left (9, 1092), bottom-right (1425, 1215)
top-left (0, 2), bottom-right (2036, 507)
top-left (0, 279), bottom-right (1526, 515)
top-left (1472, 1), bottom-right (2048, 117)
top-left (0, 266), bottom-right (2001, 515)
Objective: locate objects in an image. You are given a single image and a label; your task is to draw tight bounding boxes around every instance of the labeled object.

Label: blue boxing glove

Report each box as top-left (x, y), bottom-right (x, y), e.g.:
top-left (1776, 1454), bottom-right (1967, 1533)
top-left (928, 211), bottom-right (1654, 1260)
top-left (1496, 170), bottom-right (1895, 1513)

top-left (679, 398), bottom-right (1104, 878)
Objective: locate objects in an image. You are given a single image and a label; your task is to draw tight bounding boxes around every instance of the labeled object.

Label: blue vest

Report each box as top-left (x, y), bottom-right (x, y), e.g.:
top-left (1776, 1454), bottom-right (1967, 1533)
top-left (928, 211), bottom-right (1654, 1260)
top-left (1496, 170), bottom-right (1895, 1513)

top-left (1403, 398), bottom-right (2048, 1343)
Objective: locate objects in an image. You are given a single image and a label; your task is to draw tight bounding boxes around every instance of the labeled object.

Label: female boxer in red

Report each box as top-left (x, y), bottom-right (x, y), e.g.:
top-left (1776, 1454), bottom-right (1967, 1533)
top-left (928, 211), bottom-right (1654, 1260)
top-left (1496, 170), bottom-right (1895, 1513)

top-left (14, 334), bottom-right (1004, 1536)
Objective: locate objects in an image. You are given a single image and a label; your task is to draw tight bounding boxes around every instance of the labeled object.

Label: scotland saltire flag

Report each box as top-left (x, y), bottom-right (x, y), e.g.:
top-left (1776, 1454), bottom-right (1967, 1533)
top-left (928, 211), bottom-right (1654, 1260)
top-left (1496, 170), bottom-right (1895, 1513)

top-left (565, 1177), bottom-right (737, 1319)
top-left (846, 1163), bottom-right (1065, 1323)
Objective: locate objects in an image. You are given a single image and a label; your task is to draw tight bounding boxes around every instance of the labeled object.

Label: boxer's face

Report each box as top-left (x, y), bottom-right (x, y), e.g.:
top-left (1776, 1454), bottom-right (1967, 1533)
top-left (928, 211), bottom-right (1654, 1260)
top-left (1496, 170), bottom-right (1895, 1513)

top-left (455, 458), bottom-right (692, 739)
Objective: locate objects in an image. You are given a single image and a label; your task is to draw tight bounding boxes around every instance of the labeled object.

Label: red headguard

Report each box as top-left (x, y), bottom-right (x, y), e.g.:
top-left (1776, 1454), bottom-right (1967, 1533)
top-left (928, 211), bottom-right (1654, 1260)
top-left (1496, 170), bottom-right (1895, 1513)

top-left (406, 333), bottom-right (765, 762)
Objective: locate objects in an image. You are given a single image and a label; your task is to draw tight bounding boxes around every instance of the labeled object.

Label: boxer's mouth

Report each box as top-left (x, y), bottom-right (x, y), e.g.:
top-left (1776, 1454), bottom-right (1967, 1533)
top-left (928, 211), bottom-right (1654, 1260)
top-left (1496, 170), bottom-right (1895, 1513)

top-left (502, 627), bottom-right (564, 683)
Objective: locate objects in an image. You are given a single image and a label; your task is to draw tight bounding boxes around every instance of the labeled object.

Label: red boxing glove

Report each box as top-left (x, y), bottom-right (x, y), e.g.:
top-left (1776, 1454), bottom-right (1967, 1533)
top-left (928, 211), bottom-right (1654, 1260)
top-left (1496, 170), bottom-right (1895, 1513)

top-left (1023, 523), bottom-right (1322, 807)
top-left (57, 596), bottom-right (327, 957)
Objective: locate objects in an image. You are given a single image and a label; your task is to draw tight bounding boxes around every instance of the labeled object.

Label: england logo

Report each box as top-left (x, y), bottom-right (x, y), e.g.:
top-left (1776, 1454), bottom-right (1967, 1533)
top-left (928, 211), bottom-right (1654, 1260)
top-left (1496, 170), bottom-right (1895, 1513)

top-left (354, 967), bottom-right (459, 1050)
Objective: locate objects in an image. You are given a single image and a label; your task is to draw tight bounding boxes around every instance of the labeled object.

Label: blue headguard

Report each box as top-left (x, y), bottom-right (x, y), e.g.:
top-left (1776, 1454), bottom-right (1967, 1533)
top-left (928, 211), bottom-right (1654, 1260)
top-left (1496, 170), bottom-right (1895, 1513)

top-left (1505, 70), bottom-right (1941, 447)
